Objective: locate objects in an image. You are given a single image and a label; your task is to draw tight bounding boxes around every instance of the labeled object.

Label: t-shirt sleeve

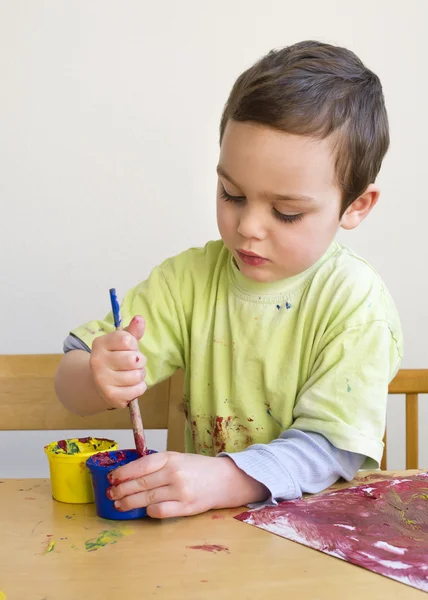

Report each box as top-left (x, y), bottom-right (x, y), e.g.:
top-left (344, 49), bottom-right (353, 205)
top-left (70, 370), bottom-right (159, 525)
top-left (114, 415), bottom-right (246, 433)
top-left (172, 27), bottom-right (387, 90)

top-left (291, 319), bottom-right (402, 469)
top-left (70, 264), bottom-right (187, 388)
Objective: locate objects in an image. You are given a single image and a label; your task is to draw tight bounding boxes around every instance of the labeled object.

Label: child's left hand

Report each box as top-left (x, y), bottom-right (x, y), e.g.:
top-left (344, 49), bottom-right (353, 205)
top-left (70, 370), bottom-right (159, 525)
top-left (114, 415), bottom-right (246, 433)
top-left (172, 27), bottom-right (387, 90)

top-left (107, 452), bottom-right (269, 518)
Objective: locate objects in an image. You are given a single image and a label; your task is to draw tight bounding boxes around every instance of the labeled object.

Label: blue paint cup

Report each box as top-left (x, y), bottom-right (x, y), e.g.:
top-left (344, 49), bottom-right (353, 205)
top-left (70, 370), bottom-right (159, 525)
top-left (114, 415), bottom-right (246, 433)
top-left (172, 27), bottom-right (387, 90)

top-left (86, 449), bottom-right (156, 520)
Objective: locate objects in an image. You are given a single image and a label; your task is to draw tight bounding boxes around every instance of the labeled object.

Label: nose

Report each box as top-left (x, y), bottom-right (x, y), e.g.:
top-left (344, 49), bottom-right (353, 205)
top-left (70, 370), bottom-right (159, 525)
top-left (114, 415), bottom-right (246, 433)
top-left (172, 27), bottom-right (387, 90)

top-left (237, 204), bottom-right (267, 240)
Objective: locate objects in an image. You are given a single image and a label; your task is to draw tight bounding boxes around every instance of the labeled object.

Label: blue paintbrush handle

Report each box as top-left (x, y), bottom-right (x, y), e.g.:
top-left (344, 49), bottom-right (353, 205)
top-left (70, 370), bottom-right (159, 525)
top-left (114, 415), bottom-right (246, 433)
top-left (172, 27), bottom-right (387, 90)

top-left (109, 288), bottom-right (122, 330)
top-left (108, 287), bottom-right (147, 457)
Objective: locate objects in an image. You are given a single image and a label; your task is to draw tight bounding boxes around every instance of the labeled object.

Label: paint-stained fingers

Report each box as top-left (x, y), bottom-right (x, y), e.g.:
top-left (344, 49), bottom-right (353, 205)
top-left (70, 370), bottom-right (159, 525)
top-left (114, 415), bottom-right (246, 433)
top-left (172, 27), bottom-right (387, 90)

top-left (109, 451), bottom-right (169, 485)
top-left (108, 469), bottom-right (168, 501)
top-left (114, 486), bottom-right (173, 511)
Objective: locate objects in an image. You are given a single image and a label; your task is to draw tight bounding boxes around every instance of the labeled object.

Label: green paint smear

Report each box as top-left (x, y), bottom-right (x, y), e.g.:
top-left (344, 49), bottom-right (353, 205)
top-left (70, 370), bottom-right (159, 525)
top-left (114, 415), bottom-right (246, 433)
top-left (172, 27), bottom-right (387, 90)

top-left (85, 529), bottom-right (124, 552)
top-left (67, 441), bottom-right (80, 454)
top-left (42, 540), bottom-right (55, 555)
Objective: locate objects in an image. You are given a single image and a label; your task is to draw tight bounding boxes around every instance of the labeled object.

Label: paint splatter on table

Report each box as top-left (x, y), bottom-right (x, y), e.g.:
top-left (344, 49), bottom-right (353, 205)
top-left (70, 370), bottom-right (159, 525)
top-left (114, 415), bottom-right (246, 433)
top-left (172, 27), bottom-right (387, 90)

top-left (41, 535), bottom-right (55, 555)
top-left (186, 544), bottom-right (230, 554)
top-left (85, 529), bottom-right (132, 552)
top-left (235, 473), bottom-right (428, 592)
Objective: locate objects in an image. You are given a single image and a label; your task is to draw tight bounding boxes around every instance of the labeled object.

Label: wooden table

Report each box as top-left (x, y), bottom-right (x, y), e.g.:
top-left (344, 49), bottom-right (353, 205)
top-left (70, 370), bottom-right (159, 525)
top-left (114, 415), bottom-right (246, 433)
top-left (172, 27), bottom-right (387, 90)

top-left (1, 472), bottom-right (425, 600)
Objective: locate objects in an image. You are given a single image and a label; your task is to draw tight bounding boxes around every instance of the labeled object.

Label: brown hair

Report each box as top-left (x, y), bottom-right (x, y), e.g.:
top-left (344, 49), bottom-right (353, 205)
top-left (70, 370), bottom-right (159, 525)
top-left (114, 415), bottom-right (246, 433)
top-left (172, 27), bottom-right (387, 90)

top-left (220, 40), bottom-right (389, 213)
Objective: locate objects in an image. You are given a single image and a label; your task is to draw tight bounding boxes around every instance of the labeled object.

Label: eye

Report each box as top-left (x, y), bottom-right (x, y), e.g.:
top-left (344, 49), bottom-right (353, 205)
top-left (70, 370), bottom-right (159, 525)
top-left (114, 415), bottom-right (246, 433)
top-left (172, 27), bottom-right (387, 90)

top-left (220, 186), bottom-right (246, 203)
top-left (273, 209), bottom-right (304, 224)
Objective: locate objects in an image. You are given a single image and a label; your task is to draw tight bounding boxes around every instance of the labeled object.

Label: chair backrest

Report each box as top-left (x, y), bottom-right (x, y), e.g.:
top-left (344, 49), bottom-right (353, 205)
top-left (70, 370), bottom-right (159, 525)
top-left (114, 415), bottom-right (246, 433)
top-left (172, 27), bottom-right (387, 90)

top-left (383, 369), bottom-right (428, 470)
top-left (2, 357), bottom-right (425, 467)
top-left (0, 354), bottom-right (185, 452)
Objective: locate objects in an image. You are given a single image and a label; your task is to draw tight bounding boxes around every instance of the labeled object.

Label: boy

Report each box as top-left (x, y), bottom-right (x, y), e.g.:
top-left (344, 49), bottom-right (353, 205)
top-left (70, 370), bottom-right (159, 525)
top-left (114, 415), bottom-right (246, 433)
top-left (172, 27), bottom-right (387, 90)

top-left (55, 40), bottom-right (403, 518)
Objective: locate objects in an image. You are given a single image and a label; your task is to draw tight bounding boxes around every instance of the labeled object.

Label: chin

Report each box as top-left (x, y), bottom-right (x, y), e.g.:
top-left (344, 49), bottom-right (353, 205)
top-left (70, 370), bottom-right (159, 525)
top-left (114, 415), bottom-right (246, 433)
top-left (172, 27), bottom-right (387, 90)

top-left (239, 265), bottom-right (278, 283)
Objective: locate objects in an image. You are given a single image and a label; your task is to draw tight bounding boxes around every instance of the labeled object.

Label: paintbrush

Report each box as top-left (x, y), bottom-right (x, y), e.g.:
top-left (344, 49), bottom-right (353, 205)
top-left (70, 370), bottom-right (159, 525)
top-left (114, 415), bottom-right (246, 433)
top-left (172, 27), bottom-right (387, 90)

top-left (109, 288), bottom-right (148, 457)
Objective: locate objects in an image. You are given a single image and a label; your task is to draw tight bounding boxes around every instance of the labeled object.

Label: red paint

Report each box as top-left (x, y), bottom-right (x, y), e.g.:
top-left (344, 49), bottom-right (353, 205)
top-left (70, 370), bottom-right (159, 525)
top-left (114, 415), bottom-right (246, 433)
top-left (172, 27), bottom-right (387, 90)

top-left (213, 416), bottom-right (234, 452)
top-left (211, 514), bottom-right (225, 520)
top-left (189, 414), bottom-right (255, 454)
top-left (109, 477), bottom-right (132, 487)
top-left (187, 544), bottom-right (229, 553)
top-left (136, 356), bottom-right (140, 363)
top-left (57, 440), bottom-right (67, 452)
top-left (134, 430), bottom-right (148, 457)
top-left (93, 451), bottom-right (128, 467)
top-left (236, 473), bottom-right (428, 592)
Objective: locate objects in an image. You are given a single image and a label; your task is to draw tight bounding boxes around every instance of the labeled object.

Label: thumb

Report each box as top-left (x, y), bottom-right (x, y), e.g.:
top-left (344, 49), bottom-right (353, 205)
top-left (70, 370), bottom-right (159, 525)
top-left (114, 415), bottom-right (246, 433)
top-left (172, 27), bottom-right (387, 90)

top-left (123, 315), bottom-right (146, 341)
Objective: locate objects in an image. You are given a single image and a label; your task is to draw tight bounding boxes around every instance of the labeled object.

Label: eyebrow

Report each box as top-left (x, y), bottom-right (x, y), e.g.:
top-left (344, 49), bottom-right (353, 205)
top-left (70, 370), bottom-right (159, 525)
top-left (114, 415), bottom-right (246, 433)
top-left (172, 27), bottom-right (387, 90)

top-left (216, 165), bottom-right (315, 203)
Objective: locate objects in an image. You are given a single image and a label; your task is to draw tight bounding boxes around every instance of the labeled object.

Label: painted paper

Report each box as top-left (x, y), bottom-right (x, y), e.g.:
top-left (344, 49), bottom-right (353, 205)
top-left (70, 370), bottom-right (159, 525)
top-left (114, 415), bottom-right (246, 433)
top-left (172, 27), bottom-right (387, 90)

top-left (235, 473), bottom-right (428, 592)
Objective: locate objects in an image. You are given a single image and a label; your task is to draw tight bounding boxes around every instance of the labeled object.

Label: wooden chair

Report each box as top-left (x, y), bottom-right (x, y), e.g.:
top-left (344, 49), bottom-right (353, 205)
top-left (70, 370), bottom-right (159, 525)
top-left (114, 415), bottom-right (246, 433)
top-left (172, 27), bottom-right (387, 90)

top-left (382, 369), bottom-right (428, 470)
top-left (1, 357), bottom-right (426, 468)
top-left (0, 354), bottom-right (185, 452)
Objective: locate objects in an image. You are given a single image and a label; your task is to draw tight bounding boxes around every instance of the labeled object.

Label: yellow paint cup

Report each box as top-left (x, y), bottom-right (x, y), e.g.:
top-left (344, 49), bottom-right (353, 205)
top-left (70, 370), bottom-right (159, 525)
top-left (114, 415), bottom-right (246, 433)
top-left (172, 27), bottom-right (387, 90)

top-left (44, 437), bottom-right (118, 504)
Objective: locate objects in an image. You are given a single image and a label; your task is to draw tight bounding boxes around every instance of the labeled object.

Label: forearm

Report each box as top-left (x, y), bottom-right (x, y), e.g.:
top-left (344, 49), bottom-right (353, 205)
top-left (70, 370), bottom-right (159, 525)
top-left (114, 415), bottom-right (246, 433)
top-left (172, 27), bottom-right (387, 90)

top-left (54, 350), bottom-right (110, 416)
top-left (220, 430), bottom-right (366, 507)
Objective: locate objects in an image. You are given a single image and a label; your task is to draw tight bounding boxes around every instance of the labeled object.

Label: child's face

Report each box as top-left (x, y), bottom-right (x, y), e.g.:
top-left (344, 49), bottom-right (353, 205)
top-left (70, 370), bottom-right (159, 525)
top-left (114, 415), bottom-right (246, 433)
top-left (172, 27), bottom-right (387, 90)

top-left (216, 121), bottom-right (345, 283)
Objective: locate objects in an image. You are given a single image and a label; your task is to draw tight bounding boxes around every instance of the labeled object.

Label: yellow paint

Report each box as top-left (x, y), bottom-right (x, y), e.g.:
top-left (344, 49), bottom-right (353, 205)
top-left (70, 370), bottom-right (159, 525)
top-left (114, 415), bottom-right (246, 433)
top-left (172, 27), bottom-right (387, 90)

top-left (44, 437), bottom-right (118, 504)
top-left (41, 539), bottom-right (56, 555)
top-left (0, 591), bottom-right (7, 600)
top-left (85, 528), bottom-right (133, 552)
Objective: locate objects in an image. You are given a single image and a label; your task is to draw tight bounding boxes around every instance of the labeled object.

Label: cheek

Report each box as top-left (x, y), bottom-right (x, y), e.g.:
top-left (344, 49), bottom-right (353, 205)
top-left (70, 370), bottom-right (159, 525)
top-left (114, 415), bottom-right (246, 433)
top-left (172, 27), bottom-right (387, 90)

top-left (216, 199), bottom-right (234, 235)
top-left (292, 212), bottom-right (339, 258)
top-left (216, 197), bottom-right (225, 228)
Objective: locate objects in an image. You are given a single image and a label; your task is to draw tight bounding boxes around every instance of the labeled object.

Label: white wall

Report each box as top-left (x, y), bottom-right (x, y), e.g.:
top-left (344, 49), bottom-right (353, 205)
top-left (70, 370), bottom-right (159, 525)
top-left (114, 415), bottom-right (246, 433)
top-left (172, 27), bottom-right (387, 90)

top-left (1, 0), bottom-right (427, 476)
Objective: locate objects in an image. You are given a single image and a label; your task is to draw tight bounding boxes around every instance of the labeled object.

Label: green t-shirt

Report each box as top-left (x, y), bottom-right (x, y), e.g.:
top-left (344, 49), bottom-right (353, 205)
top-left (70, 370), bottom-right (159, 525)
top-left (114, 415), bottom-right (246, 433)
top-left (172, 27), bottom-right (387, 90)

top-left (72, 240), bottom-right (403, 468)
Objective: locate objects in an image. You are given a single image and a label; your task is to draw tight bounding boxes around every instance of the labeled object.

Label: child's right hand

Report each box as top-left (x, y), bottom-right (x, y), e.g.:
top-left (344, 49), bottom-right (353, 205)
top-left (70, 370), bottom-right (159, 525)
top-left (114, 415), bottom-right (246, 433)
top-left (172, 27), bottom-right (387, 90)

top-left (89, 315), bottom-right (147, 409)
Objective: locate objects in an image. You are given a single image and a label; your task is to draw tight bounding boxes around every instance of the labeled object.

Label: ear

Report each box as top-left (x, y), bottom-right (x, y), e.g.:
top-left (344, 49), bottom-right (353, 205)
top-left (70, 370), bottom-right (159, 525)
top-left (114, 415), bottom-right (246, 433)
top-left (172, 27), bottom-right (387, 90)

top-left (340, 184), bottom-right (380, 230)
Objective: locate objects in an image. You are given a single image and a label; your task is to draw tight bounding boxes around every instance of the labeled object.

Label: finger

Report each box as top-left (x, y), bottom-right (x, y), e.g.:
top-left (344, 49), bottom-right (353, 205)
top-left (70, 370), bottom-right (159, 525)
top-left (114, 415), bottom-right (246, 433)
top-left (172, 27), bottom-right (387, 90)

top-left (123, 316), bottom-right (146, 342)
top-left (108, 468), bottom-right (168, 501)
top-left (103, 330), bottom-right (141, 352)
top-left (147, 501), bottom-right (191, 519)
top-left (108, 451), bottom-right (169, 486)
top-left (114, 486), bottom-right (173, 512)
top-left (103, 381), bottom-right (147, 406)
top-left (109, 367), bottom-right (146, 387)
top-left (107, 351), bottom-right (146, 371)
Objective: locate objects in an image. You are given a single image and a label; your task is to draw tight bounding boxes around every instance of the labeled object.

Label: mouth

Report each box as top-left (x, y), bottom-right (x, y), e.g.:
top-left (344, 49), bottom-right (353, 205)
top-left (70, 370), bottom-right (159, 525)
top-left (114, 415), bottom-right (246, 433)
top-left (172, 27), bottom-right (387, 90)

top-left (236, 249), bottom-right (269, 266)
